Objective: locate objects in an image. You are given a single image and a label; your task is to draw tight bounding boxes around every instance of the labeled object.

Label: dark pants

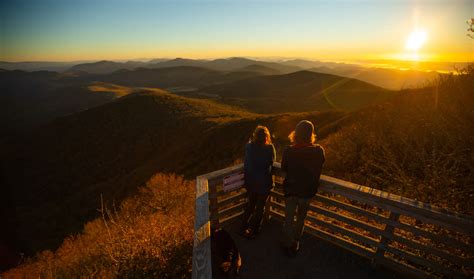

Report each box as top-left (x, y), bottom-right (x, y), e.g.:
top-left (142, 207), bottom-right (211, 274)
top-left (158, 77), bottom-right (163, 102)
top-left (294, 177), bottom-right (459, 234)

top-left (241, 191), bottom-right (269, 232)
top-left (282, 196), bottom-right (311, 247)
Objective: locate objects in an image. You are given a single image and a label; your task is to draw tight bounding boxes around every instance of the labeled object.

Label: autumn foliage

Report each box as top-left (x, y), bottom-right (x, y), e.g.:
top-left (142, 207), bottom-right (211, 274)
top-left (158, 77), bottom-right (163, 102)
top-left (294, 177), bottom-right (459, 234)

top-left (322, 66), bottom-right (474, 214)
top-left (4, 174), bottom-right (194, 278)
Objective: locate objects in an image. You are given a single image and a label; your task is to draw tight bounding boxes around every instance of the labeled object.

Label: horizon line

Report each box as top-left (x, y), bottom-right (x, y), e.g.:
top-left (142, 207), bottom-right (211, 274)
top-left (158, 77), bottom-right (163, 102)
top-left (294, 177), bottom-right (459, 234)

top-left (2, 56), bottom-right (473, 64)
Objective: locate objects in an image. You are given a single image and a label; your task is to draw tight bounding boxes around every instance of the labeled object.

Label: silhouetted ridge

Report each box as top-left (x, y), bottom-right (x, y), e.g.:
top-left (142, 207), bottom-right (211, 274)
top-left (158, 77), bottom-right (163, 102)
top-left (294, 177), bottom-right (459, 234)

top-left (239, 64), bottom-right (281, 75)
top-left (198, 70), bottom-right (393, 113)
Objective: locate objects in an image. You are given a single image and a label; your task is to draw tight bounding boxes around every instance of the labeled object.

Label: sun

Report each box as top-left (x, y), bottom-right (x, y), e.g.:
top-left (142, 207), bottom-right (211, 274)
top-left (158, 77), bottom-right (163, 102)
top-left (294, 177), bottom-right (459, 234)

top-left (405, 30), bottom-right (427, 51)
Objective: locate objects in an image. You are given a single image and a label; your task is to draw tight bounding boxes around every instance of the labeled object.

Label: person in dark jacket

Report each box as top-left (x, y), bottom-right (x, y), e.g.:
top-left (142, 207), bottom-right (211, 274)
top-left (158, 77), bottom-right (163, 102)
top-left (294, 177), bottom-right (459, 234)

top-left (211, 228), bottom-right (242, 277)
top-left (281, 120), bottom-right (325, 256)
top-left (241, 125), bottom-right (276, 238)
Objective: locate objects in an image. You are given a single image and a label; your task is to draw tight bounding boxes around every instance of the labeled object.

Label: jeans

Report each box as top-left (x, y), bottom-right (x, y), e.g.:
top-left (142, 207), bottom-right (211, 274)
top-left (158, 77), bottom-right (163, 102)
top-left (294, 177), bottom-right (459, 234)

top-left (282, 196), bottom-right (311, 247)
top-left (241, 191), bottom-right (269, 232)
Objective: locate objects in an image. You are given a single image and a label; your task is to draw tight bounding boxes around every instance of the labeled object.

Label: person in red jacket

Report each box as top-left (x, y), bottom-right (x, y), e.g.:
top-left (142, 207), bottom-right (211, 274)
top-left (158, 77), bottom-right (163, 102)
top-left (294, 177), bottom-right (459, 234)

top-left (281, 120), bottom-right (325, 256)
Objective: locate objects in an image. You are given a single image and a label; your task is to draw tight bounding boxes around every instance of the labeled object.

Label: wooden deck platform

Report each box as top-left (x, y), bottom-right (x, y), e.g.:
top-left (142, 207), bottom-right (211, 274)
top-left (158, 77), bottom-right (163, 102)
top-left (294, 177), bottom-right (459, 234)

top-left (193, 163), bottom-right (474, 279)
top-left (222, 217), bottom-right (403, 279)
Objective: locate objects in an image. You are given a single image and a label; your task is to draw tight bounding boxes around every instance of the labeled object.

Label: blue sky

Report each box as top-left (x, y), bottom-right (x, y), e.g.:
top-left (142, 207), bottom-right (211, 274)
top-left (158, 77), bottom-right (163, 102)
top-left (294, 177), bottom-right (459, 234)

top-left (1, 0), bottom-right (473, 61)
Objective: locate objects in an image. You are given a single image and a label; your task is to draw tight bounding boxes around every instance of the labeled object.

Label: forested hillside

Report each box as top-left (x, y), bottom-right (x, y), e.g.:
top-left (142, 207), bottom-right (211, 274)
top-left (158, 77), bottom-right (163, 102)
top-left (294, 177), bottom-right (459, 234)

top-left (2, 65), bottom-right (472, 278)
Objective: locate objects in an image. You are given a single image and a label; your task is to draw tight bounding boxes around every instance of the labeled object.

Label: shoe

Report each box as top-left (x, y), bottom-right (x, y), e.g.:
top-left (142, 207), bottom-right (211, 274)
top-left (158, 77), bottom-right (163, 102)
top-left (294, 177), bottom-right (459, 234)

top-left (291, 241), bottom-right (300, 255)
top-left (238, 226), bottom-right (248, 237)
top-left (286, 246), bottom-right (297, 258)
top-left (240, 228), bottom-right (254, 239)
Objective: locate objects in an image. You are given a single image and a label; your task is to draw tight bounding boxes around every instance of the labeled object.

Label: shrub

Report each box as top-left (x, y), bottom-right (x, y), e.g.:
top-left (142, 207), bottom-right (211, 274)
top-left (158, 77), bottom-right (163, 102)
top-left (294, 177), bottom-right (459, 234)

top-left (322, 65), bottom-right (474, 214)
top-left (4, 173), bottom-right (194, 278)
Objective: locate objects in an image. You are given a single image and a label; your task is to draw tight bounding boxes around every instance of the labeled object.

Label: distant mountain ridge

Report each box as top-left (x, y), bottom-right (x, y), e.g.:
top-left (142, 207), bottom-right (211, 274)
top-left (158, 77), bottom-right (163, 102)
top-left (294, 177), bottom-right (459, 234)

top-left (2, 57), bottom-right (450, 89)
top-left (68, 60), bottom-right (148, 74)
top-left (0, 61), bottom-right (80, 72)
top-left (66, 57), bottom-right (446, 89)
top-left (238, 64), bottom-right (282, 75)
top-left (196, 70), bottom-right (393, 113)
top-left (97, 66), bottom-right (262, 88)
top-left (146, 57), bottom-right (301, 73)
top-left (0, 66), bottom-right (394, 138)
top-left (0, 70), bottom-right (128, 138)
top-left (308, 66), bottom-right (441, 89)
top-left (0, 66), bottom-right (265, 137)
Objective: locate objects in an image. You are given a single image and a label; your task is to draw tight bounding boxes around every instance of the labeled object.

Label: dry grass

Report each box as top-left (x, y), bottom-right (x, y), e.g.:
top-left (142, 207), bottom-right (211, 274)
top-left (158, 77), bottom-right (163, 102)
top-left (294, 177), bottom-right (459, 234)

top-left (3, 173), bottom-right (194, 278)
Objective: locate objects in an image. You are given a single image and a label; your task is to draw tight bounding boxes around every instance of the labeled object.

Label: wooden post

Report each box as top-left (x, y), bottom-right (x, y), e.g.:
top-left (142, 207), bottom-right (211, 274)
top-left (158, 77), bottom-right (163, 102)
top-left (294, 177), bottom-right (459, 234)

top-left (263, 193), bottom-right (272, 221)
top-left (262, 174), bottom-right (273, 221)
top-left (209, 181), bottom-right (219, 229)
top-left (192, 176), bottom-right (212, 279)
top-left (372, 211), bottom-right (400, 267)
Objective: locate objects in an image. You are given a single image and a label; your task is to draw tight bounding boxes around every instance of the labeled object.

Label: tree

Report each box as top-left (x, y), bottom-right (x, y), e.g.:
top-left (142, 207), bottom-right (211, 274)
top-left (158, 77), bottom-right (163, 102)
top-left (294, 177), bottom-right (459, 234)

top-left (467, 18), bottom-right (474, 38)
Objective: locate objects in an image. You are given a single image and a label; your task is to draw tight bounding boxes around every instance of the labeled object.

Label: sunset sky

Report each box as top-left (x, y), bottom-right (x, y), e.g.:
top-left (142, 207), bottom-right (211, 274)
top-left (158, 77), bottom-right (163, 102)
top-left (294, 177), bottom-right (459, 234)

top-left (1, 0), bottom-right (473, 62)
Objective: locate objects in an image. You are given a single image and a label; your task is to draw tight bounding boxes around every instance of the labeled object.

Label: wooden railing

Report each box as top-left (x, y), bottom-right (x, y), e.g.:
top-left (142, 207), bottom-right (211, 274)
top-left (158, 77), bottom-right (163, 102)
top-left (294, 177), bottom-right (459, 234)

top-left (192, 163), bottom-right (474, 279)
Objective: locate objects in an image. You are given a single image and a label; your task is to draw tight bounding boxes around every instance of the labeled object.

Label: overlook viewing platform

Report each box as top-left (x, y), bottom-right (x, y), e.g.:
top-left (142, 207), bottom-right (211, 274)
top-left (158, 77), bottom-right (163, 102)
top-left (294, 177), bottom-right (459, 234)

top-left (193, 163), bottom-right (474, 279)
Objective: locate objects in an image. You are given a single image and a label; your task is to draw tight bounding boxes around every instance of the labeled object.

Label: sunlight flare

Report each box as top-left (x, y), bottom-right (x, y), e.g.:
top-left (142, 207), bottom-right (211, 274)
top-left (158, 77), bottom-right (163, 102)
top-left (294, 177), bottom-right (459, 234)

top-left (405, 30), bottom-right (427, 51)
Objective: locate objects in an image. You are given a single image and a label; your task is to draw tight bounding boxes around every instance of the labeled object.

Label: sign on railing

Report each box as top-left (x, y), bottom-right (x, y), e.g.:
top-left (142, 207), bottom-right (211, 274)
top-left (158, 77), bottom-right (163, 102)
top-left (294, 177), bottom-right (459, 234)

top-left (223, 171), bottom-right (244, 192)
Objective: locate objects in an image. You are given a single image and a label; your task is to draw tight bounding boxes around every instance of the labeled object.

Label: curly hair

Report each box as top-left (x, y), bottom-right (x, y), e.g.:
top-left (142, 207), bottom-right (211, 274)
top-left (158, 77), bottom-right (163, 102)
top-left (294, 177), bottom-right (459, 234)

top-left (251, 125), bottom-right (272, 146)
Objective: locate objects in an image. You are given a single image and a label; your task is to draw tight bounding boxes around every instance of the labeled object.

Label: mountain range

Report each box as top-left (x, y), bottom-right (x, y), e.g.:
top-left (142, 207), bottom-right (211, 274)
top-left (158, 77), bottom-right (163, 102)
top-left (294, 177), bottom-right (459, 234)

top-left (194, 70), bottom-right (392, 113)
top-left (1, 59), bottom-right (472, 274)
top-left (0, 66), bottom-right (389, 138)
top-left (1, 57), bottom-right (447, 89)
